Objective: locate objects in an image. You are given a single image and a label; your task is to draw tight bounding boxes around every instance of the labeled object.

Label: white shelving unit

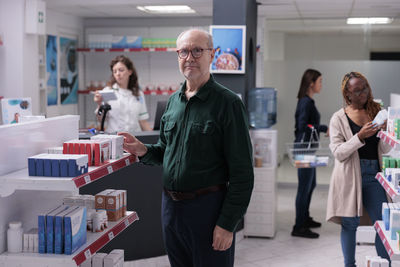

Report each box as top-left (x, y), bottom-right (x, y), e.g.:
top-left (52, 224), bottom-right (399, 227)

top-left (375, 172), bottom-right (400, 202)
top-left (0, 211), bottom-right (138, 267)
top-left (0, 116), bottom-right (139, 266)
top-left (375, 221), bottom-right (400, 261)
top-left (244, 129), bottom-right (277, 237)
top-left (0, 153), bottom-right (136, 197)
top-left (377, 131), bottom-right (400, 151)
top-left (374, 130), bottom-right (400, 262)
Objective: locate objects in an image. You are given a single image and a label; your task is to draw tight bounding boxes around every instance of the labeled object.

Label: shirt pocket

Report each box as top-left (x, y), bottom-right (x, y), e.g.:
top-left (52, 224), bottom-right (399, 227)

top-left (163, 120), bottom-right (177, 144)
top-left (190, 120), bottom-right (216, 152)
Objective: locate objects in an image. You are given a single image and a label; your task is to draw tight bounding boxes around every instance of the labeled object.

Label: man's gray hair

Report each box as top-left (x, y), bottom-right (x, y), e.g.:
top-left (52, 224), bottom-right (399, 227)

top-left (176, 28), bottom-right (213, 48)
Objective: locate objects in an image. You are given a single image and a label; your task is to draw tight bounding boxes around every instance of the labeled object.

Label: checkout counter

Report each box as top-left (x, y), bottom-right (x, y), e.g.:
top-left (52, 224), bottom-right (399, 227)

top-left (79, 131), bottom-right (165, 261)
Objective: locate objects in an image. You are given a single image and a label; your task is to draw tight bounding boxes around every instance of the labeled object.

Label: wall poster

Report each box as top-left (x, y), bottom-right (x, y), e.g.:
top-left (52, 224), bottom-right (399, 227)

top-left (59, 37), bottom-right (78, 104)
top-left (210, 25), bottom-right (246, 74)
top-left (46, 35), bottom-right (58, 105)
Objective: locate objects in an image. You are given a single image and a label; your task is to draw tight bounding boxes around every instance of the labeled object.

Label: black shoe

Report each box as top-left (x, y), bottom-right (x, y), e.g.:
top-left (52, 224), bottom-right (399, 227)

top-left (304, 217), bottom-right (322, 228)
top-left (291, 226), bottom-right (319, 239)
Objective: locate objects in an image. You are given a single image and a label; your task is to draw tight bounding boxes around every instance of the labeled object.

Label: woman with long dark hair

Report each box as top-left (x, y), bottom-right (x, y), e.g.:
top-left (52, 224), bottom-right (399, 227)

top-left (327, 72), bottom-right (391, 266)
top-left (94, 55), bottom-right (152, 133)
top-left (292, 69), bottom-right (328, 238)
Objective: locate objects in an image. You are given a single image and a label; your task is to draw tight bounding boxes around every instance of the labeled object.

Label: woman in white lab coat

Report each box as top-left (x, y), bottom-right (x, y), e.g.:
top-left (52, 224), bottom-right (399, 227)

top-left (94, 55), bottom-right (152, 133)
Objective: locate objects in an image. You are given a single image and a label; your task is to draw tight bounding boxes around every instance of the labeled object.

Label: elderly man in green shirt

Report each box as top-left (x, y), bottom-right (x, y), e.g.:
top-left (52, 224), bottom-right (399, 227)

top-left (119, 28), bottom-right (254, 267)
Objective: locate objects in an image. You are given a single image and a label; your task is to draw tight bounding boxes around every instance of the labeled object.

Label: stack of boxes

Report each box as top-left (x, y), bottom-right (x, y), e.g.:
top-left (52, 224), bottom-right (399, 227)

top-left (81, 249), bottom-right (124, 267)
top-left (382, 156), bottom-right (400, 192)
top-left (365, 256), bottom-right (389, 267)
top-left (38, 204), bottom-right (87, 255)
top-left (387, 107), bottom-right (400, 139)
top-left (95, 189), bottom-right (127, 222)
top-left (28, 154), bottom-right (88, 177)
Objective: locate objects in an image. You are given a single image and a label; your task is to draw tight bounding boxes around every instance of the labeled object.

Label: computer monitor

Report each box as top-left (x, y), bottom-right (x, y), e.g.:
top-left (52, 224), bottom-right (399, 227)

top-left (153, 101), bottom-right (167, 131)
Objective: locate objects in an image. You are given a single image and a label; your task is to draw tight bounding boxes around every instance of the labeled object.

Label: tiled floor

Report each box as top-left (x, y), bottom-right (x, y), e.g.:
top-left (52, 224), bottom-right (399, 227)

top-left (125, 159), bottom-right (377, 267)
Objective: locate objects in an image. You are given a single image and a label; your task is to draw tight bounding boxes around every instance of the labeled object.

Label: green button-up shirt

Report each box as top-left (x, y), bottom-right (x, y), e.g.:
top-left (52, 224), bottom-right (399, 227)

top-left (140, 75), bottom-right (254, 232)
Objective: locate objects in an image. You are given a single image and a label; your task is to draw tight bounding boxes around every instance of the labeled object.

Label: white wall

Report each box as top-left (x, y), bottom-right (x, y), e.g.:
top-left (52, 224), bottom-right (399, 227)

top-left (262, 25), bottom-right (400, 159)
top-left (0, 0), bottom-right (39, 114)
top-left (45, 9), bottom-right (84, 118)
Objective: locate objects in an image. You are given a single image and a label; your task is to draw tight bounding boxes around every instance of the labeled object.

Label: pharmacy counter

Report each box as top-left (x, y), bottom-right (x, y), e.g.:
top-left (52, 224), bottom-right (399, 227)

top-left (79, 131), bottom-right (165, 261)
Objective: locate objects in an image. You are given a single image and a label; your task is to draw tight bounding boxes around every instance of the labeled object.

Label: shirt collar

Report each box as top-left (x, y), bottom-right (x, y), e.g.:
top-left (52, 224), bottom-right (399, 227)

top-left (178, 75), bottom-right (214, 102)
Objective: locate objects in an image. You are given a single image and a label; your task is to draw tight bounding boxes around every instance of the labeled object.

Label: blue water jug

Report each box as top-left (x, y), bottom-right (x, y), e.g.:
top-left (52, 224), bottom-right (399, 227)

top-left (247, 87), bottom-right (277, 128)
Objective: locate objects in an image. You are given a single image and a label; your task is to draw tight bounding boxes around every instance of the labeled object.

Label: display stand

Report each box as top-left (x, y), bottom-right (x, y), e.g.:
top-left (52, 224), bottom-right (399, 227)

top-left (375, 221), bottom-right (400, 261)
top-left (0, 212), bottom-right (138, 267)
top-left (0, 116), bottom-right (139, 266)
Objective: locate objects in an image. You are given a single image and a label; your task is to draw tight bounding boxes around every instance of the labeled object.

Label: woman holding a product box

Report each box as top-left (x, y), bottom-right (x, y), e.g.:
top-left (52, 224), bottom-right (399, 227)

top-left (292, 69), bottom-right (328, 239)
top-left (94, 55), bottom-right (152, 133)
top-left (327, 71), bottom-right (391, 267)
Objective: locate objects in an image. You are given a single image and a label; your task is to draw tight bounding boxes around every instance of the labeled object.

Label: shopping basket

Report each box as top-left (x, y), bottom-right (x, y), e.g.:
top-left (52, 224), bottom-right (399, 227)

top-left (286, 125), bottom-right (332, 168)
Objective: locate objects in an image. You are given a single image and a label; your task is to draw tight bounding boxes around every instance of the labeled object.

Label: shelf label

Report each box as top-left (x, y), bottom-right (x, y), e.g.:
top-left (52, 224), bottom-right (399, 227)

top-left (124, 219), bottom-right (129, 227)
top-left (84, 175), bottom-right (91, 184)
top-left (125, 158), bottom-right (130, 166)
top-left (108, 231), bottom-right (114, 240)
top-left (84, 249), bottom-right (92, 259)
top-left (107, 166), bottom-right (113, 174)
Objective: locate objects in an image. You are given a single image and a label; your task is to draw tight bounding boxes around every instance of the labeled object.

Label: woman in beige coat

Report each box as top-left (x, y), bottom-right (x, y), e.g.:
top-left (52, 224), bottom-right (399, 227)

top-left (326, 72), bottom-right (392, 267)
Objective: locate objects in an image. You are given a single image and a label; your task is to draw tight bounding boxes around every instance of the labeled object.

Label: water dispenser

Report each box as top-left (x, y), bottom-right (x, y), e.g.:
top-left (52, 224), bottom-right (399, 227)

top-left (247, 87), bottom-right (277, 129)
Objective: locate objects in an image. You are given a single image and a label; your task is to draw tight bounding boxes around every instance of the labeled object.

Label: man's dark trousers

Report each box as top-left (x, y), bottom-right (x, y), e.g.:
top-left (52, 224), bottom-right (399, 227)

top-left (161, 190), bottom-right (235, 267)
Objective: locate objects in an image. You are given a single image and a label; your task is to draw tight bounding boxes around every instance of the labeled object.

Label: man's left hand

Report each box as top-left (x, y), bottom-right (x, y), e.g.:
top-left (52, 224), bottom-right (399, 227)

top-left (212, 225), bottom-right (233, 251)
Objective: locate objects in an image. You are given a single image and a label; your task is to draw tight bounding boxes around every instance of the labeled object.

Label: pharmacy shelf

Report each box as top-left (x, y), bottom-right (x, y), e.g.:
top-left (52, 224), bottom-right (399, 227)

top-left (0, 154), bottom-right (136, 197)
top-left (374, 220), bottom-right (400, 261)
top-left (376, 172), bottom-right (400, 202)
top-left (0, 211), bottom-right (139, 267)
top-left (77, 89), bottom-right (177, 95)
top-left (378, 131), bottom-right (400, 151)
top-left (77, 47), bottom-right (176, 52)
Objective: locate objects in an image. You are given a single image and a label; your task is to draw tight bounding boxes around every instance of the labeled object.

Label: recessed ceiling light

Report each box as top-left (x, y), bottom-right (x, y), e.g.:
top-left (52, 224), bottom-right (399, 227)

top-left (137, 5), bottom-right (195, 14)
top-left (346, 17), bottom-right (393, 25)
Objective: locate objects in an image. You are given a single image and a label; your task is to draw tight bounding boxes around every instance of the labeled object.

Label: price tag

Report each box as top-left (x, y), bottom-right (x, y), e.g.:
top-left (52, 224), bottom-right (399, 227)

top-left (108, 232), bottom-right (114, 240)
top-left (107, 166), bottom-right (113, 174)
top-left (84, 249), bottom-right (92, 259)
top-left (125, 159), bottom-right (130, 166)
top-left (84, 175), bottom-right (91, 184)
top-left (124, 219), bottom-right (129, 227)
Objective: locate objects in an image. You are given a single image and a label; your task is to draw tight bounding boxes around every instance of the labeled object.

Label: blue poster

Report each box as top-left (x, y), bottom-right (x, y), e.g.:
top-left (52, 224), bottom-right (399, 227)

top-left (210, 26), bottom-right (246, 74)
top-left (59, 37), bottom-right (78, 104)
top-left (46, 35), bottom-right (58, 105)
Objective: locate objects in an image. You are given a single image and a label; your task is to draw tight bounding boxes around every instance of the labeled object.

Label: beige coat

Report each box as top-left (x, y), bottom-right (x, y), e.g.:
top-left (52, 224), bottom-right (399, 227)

top-left (326, 108), bottom-right (392, 224)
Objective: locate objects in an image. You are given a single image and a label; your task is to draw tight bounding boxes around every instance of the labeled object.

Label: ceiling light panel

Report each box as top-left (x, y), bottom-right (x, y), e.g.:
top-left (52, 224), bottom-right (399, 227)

top-left (137, 5), bottom-right (195, 14)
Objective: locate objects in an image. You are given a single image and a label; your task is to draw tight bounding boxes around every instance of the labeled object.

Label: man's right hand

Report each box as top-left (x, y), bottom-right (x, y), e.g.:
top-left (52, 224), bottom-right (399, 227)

top-left (118, 132), bottom-right (148, 157)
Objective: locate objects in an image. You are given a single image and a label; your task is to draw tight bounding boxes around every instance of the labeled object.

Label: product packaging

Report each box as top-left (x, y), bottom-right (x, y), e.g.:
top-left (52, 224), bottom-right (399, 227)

top-left (64, 206), bottom-right (87, 255)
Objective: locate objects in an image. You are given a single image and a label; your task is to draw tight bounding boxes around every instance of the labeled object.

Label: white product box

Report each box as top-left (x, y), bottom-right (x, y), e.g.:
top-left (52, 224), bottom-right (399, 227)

top-left (91, 134), bottom-right (124, 160)
top-left (92, 252), bottom-right (108, 267)
top-left (356, 226), bottom-right (375, 244)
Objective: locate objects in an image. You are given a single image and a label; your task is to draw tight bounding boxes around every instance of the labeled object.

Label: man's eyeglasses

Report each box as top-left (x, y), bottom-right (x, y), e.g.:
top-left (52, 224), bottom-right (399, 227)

top-left (351, 87), bottom-right (369, 97)
top-left (176, 48), bottom-right (213, 59)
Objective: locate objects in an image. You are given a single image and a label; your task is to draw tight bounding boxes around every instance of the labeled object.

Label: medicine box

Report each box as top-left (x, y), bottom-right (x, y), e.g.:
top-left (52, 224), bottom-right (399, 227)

top-left (54, 206), bottom-right (80, 254)
top-left (46, 205), bottom-right (69, 253)
top-left (91, 134), bottom-right (124, 160)
top-left (28, 154), bottom-right (88, 177)
top-left (64, 206), bottom-right (87, 255)
top-left (92, 252), bottom-right (108, 267)
top-left (38, 205), bottom-right (64, 253)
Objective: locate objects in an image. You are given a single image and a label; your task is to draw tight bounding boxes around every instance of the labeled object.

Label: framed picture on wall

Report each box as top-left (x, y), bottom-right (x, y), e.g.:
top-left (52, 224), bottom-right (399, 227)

top-left (209, 25), bottom-right (246, 74)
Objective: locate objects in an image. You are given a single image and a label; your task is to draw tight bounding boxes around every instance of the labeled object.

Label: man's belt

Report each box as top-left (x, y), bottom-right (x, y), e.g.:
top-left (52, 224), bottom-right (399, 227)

top-left (164, 184), bottom-right (227, 201)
